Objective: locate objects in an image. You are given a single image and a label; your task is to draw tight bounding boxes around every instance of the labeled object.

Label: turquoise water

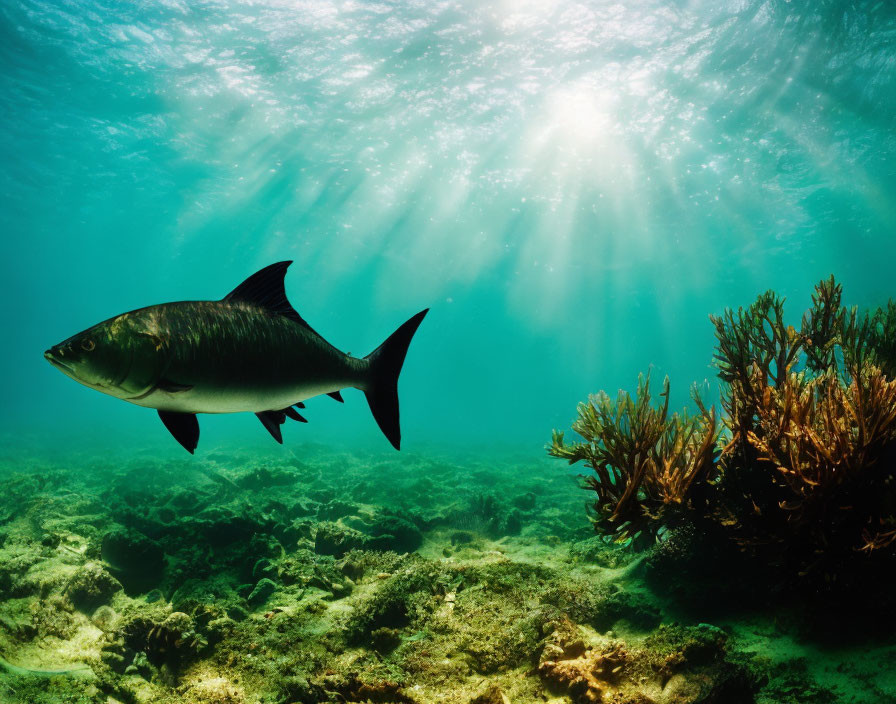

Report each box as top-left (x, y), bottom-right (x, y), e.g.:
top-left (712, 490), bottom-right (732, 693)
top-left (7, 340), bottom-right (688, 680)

top-left (2, 0), bottom-right (896, 451)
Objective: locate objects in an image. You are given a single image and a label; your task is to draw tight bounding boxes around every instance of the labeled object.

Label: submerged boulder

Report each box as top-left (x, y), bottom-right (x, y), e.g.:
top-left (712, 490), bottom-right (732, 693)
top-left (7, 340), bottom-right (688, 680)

top-left (101, 528), bottom-right (165, 593)
top-left (314, 523), bottom-right (366, 557)
top-left (365, 514), bottom-right (423, 554)
top-left (65, 562), bottom-right (122, 610)
top-left (247, 578), bottom-right (277, 607)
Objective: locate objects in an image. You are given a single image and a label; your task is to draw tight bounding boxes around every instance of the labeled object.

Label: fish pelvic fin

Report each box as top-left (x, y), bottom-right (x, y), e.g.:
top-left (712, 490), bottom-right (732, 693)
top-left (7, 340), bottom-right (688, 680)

top-left (158, 411), bottom-right (199, 454)
top-left (363, 309), bottom-right (428, 450)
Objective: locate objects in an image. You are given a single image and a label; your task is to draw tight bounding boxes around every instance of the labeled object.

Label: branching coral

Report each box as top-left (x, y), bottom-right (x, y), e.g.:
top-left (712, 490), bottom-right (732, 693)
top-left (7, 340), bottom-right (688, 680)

top-left (553, 276), bottom-right (896, 605)
top-left (712, 277), bottom-right (896, 568)
top-left (549, 374), bottom-right (720, 546)
top-left (748, 367), bottom-right (896, 554)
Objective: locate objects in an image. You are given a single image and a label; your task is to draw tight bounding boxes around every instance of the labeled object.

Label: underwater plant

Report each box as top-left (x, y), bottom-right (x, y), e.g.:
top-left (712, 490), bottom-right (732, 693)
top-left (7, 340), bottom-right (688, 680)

top-left (553, 277), bottom-right (896, 609)
top-left (712, 277), bottom-right (896, 574)
top-left (549, 374), bottom-right (720, 547)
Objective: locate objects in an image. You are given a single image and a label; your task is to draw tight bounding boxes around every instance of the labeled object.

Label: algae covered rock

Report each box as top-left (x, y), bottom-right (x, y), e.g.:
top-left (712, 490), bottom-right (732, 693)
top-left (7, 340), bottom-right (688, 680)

top-left (344, 558), bottom-right (443, 644)
top-left (539, 623), bottom-right (757, 704)
top-left (118, 609), bottom-right (207, 672)
top-left (101, 527), bottom-right (165, 593)
top-left (470, 684), bottom-right (511, 704)
top-left (365, 514), bottom-right (423, 553)
top-left (247, 577), bottom-right (278, 607)
top-left (314, 522), bottom-right (366, 557)
top-left (64, 561), bottom-right (122, 610)
top-left (569, 536), bottom-right (636, 569)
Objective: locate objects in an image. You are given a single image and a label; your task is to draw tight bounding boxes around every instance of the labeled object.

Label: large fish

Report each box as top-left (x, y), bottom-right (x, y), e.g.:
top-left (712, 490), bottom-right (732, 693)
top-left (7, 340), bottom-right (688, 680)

top-left (44, 262), bottom-right (428, 453)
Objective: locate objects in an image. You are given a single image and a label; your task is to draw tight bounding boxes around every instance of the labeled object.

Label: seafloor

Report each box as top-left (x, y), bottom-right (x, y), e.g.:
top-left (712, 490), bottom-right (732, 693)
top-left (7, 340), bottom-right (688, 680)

top-left (0, 438), bottom-right (893, 704)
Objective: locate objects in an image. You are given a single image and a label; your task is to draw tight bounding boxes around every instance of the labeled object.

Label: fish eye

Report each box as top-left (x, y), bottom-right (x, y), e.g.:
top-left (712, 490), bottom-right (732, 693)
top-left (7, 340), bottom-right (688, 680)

top-left (81, 339), bottom-right (95, 352)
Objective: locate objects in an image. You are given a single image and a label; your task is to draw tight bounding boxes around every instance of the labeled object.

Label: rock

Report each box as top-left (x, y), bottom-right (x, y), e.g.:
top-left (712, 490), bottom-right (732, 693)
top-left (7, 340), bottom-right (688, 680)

top-left (91, 605), bottom-right (118, 631)
top-left (504, 509), bottom-right (523, 536)
top-left (471, 684), bottom-right (511, 704)
top-left (335, 555), bottom-right (365, 582)
top-left (277, 675), bottom-right (321, 702)
top-left (236, 465), bottom-right (296, 489)
top-left (314, 523), bottom-right (366, 557)
top-left (370, 626), bottom-right (402, 651)
top-left (451, 531), bottom-right (476, 545)
top-left (512, 492), bottom-right (537, 510)
top-left (183, 676), bottom-right (248, 703)
top-left (101, 528), bottom-right (165, 593)
top-left (247, 578), bottom-right (277, 607)
top-left (365, 514), bottom-right (423, 553)
top-left (252, 558), bottom-right (277, 580)
top-left (144, 589), bottom-right (165, 603)
top-left (206, 617), bottom-right (236, 644)
top-left (65, 562), bottom-right (122, 610)
top-left (40, 532), bottom-right (61, 548)
top-left (318, 499), bottom-right (359, 521)
top-left (227, 605), bottom-right (249, 622)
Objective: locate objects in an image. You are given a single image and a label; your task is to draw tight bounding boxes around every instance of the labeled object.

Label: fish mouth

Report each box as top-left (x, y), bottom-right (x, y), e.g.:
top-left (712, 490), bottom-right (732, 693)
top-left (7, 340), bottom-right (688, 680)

top-left (44, 349), bottom-right (74, 374)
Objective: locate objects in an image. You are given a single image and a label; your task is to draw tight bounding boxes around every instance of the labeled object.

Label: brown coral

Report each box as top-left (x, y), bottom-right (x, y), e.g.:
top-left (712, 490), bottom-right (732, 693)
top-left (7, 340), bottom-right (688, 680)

top-left (712, 277), bottom-right (896, 571)
top-left (554, 276), bottom-right (896, 603)
top-left (539, 642), bottom-right (630, 703)
top-left (549, 374), bottom-right (720, 546)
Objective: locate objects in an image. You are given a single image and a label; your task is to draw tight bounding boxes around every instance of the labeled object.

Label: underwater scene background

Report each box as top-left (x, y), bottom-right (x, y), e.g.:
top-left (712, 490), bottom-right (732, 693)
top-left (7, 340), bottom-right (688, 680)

top-left (2, 1), bottom-right (896, 703)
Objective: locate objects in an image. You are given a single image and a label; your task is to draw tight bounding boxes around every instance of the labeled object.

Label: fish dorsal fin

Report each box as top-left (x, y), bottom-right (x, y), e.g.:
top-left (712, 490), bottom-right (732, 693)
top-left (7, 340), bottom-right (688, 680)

top-left (224, 261), bottom-right (313, 331)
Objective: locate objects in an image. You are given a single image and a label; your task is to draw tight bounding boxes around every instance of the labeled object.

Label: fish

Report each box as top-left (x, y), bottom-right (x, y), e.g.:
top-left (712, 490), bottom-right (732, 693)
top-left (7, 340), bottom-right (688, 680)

top-left (44, 261), bottom-right (428, 453)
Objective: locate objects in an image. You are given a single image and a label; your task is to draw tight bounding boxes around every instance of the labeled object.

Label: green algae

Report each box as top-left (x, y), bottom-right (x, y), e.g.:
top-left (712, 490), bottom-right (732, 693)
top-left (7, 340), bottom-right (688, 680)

top-left (0, 443), bottom-right (892, 703)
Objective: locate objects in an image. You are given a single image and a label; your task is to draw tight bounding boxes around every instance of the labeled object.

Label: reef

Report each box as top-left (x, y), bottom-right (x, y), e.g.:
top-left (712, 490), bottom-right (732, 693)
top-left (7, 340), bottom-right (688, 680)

top-left (0, 417), bottom-right (893, 701)
top-left (551, 277), bottom-right (896, 627)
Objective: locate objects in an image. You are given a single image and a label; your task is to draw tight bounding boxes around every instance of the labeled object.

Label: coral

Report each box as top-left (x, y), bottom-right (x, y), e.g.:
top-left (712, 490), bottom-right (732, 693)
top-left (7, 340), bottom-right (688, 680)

top-left (539, 623), bottom-right (756, 704)
top-left (553, 277), bottom-right (896, 617)
top-left (550, 374), bottom-right (720, 546)
top-left (538, 641), bottom-right (631, 703)
top-left (711, 278), bottom-right (896, 595)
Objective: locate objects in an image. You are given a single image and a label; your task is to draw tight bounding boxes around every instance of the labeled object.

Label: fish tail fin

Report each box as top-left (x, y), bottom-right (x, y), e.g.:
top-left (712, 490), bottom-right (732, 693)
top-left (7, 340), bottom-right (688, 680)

top-left (363, 309), bottom-right (428, 450)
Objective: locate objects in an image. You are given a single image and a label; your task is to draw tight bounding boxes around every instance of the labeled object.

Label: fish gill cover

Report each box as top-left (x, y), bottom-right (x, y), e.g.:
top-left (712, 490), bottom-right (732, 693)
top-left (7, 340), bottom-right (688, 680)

top-left (1, 1), bottom-right (896, 703)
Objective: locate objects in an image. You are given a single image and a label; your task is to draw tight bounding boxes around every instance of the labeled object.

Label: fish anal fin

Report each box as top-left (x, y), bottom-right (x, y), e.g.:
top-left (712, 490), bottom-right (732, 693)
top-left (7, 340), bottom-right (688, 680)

top-left (283, 407), bottom-right (308, 423)
top-left (224, 261), bottom-right (316, 333)
top-left (326, 391), bottom-right (344, 403)
top-left (158, 411), bottom-right (199, 454)
top-left (256, 411), bottom-right (285, 443)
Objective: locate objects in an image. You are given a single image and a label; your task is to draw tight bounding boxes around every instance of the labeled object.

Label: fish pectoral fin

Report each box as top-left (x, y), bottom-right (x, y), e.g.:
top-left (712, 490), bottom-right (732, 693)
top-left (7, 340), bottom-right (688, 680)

top-left (157, 411), bottom-right (199, 454)
top-left (283, 407), bottom-right (308, 423)
top-left (326, 391), bottom-right (344, 403)
top-left (256, 411), bottom-right (286, 443)
top-left (158, 379), bottom-right (194, 393)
